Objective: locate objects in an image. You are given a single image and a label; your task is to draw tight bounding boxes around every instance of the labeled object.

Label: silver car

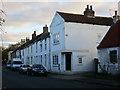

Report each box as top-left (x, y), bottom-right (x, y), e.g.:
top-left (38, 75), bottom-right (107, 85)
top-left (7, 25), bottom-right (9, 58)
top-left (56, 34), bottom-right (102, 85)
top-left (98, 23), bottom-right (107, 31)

top-left (19, 64), bottom-right (31, 74)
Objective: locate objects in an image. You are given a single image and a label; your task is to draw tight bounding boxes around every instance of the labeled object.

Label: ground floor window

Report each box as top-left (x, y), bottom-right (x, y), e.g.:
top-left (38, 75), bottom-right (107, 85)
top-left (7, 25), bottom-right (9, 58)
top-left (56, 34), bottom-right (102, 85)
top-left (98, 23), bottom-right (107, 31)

top-left (45, 54), bottom-right (47, 66)
top-left (53, 55), bottom-right (58, 65)
top-left (41, 55), bottom-right (42, 64)
top-left (78, 57), bottom-right (82, 64)
top-left (109, 50), bottom-right (117, 64)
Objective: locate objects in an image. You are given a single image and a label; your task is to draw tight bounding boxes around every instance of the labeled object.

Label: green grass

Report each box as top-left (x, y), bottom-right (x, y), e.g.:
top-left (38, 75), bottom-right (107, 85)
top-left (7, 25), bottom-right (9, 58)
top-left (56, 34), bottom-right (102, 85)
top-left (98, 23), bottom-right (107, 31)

top-left (84, 73), bottom-right (120, 81)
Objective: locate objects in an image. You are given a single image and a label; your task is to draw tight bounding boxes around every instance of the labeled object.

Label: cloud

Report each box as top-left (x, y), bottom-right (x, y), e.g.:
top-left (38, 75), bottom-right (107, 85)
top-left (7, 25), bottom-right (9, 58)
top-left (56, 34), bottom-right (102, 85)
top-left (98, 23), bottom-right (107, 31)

top-left (0, 1), bottom-right (119, 46)
top-left (1, 32), bottom-right (32, 42)
top-left (2, 0), bottom-right (120, 2)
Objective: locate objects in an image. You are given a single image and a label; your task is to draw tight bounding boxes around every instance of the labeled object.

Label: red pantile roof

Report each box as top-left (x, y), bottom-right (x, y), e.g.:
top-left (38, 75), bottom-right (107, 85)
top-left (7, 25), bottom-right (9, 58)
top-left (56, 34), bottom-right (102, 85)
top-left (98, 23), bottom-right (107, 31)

top-left (57, 11), bottom-right (113, 26)
top-left (97, 20), bottom-right (120, 49)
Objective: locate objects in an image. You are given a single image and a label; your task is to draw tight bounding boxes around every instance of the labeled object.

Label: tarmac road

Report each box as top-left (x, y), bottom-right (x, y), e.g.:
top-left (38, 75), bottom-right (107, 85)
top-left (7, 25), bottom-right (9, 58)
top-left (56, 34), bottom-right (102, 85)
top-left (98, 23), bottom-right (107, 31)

top-left (2, 66), bottom-right (114, 89)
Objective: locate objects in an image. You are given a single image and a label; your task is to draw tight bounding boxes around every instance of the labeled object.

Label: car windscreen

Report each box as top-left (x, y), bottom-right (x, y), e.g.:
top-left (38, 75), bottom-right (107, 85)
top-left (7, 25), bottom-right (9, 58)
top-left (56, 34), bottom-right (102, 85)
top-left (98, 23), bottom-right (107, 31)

top-left (13, 61), bottom-right (22, 64)
top-left (25, 65), bottom-right (30, 67)
top-left (33, 65), bottom-right (44, 68)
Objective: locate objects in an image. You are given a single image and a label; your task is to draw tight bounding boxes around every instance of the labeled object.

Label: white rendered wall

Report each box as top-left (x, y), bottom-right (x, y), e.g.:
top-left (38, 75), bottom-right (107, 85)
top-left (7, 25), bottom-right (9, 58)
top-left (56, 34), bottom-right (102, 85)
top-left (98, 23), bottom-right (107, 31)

top-left (98, 47), bottom-right (120, 74)
top-left (50, 13), bottom-right (65, 72)
top-left (64, 22), bottom-right (110, 72)
top-left (50, 12), bottom-right (111, 73)
top-left (26, 37), bottom-right (50, 71)
top-left (64, 22), bottom-right (110, 51)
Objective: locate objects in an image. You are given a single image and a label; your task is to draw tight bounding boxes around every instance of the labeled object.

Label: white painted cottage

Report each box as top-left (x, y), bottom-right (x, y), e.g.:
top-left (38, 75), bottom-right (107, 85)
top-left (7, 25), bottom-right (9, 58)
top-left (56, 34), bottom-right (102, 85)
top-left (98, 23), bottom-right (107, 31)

top-left (50, 5), bottom-right (113, 73)
top-left (97, 12), bottom-right (120, 75)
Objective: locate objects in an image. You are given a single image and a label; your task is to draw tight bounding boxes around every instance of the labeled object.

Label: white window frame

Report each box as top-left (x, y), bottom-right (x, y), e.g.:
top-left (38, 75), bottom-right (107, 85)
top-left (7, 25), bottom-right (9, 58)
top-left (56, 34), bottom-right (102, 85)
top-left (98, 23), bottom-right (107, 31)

top-left (53, 55), bottom-right (58, 65)
top-left (78, 57), bottom-right (82, 64)
top-left (53, 33), bottom-right (60, 45)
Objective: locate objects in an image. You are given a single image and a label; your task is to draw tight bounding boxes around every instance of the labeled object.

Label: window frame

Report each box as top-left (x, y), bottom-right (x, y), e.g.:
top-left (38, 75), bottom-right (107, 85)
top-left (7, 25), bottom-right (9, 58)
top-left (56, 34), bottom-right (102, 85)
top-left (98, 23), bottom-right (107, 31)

top-left (53, 33), bottom-right (60, 45)
top-left (78, 57), bottom-right (82, 64)
top-left (109, 50), bottom-right (117, 64)
top-left (53, 55), bottom-right (59, 65)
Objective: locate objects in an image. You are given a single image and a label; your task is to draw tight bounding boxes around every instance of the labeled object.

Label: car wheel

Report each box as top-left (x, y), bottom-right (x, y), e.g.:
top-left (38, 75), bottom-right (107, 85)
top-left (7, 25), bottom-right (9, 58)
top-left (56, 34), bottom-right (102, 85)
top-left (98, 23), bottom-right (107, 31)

top-left (19, 70), bottom-right (21, 74)
top-left (44, 73), bottom-right (47, 77)
top-left (27, 71), bottom-right (30, 76)
top-left (31, 72), bottom-right (35, 76)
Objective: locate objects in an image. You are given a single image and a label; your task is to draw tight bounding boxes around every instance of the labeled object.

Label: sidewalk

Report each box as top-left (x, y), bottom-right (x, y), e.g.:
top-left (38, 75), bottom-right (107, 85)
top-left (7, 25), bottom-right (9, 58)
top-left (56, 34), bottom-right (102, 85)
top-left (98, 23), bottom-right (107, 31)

top-left (48, 72), bottom-right (120, 88)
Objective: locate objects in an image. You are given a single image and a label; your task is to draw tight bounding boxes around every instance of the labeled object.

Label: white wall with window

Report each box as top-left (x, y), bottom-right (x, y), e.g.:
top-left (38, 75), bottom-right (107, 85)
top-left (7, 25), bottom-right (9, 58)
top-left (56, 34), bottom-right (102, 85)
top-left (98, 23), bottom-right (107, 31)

top-left (98, 47), bottom-right (119, 74)
top-left (50, 12), bottom-right (110, 73)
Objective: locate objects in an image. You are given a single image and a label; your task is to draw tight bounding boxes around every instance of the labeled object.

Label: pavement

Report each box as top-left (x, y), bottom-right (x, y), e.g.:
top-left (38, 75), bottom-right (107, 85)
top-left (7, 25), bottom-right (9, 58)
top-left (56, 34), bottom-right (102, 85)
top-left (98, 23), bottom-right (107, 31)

top-left (48, 72), bottom-right (120, 88)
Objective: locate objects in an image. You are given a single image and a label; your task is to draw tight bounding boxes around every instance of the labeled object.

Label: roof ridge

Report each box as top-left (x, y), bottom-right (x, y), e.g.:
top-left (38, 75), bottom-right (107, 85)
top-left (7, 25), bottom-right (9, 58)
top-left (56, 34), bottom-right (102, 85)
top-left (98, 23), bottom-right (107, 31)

top-left (57, 11), bottom-right (112, 19)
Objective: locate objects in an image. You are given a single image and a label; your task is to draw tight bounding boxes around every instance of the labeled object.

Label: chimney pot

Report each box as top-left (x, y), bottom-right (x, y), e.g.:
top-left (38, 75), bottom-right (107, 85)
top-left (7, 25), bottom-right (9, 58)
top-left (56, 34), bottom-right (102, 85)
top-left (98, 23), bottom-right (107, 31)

top-left (87, 5), bottom-right (89, 9)
top-left (26, 37), bottom-right (30, 42)
top-left (90, 5), bottom-right (92, 10)
top-left (34, 31), bottom-right (36, 34)
top-left (115, 11), bottom-right (117, 15)
top-left (113, 10), bottom-right (120, 23)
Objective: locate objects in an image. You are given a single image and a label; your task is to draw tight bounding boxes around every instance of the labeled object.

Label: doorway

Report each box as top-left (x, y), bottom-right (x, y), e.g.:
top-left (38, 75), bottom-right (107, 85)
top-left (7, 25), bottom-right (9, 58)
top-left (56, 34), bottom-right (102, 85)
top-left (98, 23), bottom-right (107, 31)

top-left (65, 54), bottom-right (71, 70)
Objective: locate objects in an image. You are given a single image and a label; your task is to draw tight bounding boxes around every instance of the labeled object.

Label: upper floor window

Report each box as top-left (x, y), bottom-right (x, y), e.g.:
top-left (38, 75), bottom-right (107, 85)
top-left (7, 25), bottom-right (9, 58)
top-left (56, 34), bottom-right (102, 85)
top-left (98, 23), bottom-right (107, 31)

top-left (36, 42), bottom-right (38, 53)
top-left (109, 50), bottom-right (117, 64)
top-left (45, 39), bottom-right (47, 50)
top-left (53, 33), bottom-right (60, 45)
top-left (40, 42), bottom-right (42, 52)
top-left (31, 45), bottom-right (32, 53)
top-left (23, 50), bottom-right (24, 56)
top-left (28, 47), bottom-right (29, 54)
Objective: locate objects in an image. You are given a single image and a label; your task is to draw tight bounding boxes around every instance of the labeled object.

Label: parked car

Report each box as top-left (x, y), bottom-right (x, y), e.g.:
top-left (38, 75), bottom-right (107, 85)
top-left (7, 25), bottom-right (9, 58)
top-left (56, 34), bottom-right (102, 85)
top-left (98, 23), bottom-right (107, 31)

top-left (10, 58), bottom-right (23, 70)
top-left (6, 61), bottom-right (11, 68)
top-left (26, 64), bottom-right (47, 76)
top-left (19, 64), bottom-right (31, 74)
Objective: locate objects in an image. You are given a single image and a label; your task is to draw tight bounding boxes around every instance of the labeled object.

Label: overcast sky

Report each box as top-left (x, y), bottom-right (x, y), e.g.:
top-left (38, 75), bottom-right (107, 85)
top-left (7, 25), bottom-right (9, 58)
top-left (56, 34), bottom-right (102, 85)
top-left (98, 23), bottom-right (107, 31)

top-left (0, 0), bottom-right (120, 47)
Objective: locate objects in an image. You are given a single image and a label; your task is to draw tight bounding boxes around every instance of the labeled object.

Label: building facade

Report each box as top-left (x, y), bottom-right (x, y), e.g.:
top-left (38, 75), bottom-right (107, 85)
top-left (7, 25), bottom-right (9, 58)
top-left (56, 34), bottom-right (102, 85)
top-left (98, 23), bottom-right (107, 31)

top-left (10, 25), bottom-right (51, 71)
top-left (50, 5), bottom-right (113, 73)
top-left (97, 19), bottom-right (120, 75)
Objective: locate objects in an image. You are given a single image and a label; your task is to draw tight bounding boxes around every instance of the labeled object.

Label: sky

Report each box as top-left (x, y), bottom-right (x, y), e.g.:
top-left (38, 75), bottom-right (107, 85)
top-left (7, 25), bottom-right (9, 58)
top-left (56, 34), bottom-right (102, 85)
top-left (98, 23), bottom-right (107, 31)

top-left (0, 0), bottom-right (120, 47)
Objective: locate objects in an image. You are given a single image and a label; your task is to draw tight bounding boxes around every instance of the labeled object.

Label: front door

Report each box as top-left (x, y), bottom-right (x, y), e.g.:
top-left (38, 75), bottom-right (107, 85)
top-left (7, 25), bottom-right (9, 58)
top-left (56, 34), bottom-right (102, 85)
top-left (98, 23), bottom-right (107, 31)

top-left (66, 54), bottom-right (71, 70)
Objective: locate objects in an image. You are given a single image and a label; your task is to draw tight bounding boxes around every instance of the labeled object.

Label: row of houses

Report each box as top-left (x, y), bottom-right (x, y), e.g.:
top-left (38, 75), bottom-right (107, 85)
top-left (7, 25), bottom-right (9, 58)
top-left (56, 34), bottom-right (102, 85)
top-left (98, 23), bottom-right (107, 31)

top-left (9, 4), bottom-right (120, 74)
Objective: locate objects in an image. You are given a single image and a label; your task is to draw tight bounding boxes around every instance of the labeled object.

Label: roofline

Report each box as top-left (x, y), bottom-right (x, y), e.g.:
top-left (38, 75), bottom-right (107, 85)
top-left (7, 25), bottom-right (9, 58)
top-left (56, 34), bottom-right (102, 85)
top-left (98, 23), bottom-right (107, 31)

top-left (57, 11), bottom-right (112, 19)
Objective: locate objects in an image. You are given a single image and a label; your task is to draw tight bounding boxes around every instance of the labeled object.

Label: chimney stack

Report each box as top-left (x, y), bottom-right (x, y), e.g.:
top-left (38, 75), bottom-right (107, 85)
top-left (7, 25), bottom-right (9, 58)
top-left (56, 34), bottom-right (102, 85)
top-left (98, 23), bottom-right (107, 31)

top-left (32, 31), bottom-right (36, 39)
top-left (113, 10), bottom-right (120, 23)
top-left (26, 37), bottom-right (30, 42)
top-left (43, 24), bottom-right (48, 33)
top-left (21, 39), bottom-right (25, 44)
top-left (84, 5), bottom-right (95, 17)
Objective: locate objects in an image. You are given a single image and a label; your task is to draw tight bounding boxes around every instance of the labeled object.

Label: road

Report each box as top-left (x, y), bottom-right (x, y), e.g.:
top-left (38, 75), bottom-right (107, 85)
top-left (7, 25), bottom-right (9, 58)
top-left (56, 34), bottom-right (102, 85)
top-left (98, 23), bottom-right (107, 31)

top-left (2, 66), bottom-right (113, 89)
